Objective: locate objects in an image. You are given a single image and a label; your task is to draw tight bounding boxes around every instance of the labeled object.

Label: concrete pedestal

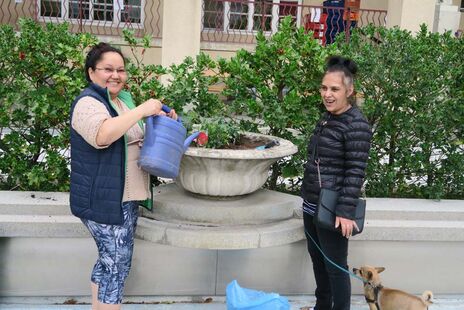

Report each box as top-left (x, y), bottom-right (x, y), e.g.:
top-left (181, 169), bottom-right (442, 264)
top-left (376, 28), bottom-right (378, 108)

top-left (139, 184), bottom-right (304, 249)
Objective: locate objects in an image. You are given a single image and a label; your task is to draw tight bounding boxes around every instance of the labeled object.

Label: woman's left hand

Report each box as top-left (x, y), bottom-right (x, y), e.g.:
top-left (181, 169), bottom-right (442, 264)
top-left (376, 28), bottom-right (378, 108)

top-left (167, 108), bottom-right (178, 120)
top-left (335, 216), bottom-right (359, 239)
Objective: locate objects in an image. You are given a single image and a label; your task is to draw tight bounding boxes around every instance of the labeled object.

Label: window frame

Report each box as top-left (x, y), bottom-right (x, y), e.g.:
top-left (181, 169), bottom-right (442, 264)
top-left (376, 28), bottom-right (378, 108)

top-left (203, 0), bottom-right (302, 34)
top-left (37, 0), bottom-right (144, 28)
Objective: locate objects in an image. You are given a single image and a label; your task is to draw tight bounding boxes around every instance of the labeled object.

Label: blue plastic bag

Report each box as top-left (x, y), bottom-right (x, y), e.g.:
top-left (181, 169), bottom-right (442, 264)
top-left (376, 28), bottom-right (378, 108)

top-left (226, 280), bottom-right (290, 310)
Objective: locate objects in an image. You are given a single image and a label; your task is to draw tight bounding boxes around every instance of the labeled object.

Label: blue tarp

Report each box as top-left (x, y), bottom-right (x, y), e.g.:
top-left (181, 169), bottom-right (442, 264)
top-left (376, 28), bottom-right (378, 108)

top-left (226, 280), bottom-right (290, 310)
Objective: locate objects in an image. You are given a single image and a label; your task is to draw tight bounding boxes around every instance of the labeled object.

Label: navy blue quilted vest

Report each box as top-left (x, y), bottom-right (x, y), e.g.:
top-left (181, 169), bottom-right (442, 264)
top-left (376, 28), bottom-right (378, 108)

top-left (69, 83), bottom-right (125, 225)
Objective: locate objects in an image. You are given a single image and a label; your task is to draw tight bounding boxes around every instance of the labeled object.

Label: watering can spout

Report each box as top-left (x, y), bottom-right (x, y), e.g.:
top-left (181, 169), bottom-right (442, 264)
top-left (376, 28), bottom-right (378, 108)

top-left (184, 132), bottom-right (200, 152)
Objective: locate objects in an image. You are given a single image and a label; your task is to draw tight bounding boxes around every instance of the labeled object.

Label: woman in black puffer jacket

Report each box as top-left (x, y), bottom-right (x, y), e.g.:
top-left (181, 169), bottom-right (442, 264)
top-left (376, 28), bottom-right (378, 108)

top-left (301, 56), bottom-right (372, 310)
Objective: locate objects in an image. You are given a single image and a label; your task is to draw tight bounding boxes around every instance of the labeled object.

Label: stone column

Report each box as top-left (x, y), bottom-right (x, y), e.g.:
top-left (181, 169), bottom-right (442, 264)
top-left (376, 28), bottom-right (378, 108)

top-left (433, 0), bottom-right (461, 33)
top-left (161, 0), bottom-right (202, 69)
top-left (387, 0), bottom-right (437, 33)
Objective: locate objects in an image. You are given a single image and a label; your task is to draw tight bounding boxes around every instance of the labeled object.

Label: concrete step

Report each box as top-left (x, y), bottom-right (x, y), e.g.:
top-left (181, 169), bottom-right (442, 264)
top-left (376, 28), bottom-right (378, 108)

top-left (0, 214), bottom-right (88, 238)
top-left (0, 191), bottom-right (70, 215)
top-left (365, 198), bottom-right (464, 221)
top-left (136, 217), bottom-right (304, 249)
top-left (2, 213), bottom-right (464, 247)
top-left (2, 191), bottom-right (463, 222)
top-left (143, 184), bottom-right (300, 225)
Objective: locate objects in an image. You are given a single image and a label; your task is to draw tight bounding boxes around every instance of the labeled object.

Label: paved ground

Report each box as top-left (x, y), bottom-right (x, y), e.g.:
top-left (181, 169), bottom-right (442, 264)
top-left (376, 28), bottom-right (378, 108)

top-left (1, 295), bottom-right (464, 310)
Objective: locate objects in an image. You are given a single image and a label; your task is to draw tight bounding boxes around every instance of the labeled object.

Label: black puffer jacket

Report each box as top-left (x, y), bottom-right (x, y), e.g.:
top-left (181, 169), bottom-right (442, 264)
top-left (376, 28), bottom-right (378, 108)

top-left (301, 106), bottom-right (372, 220)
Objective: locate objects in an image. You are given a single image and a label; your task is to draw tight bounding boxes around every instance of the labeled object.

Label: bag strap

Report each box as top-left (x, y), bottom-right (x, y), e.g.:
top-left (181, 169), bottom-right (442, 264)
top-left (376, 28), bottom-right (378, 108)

top-left (313, 114), bottom-right (330, 188)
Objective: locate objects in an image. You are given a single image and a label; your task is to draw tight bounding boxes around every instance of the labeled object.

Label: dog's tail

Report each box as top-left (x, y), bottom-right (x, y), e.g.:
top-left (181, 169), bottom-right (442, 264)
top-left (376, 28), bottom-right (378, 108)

top-left (421, 290), bottom-right (434, 305)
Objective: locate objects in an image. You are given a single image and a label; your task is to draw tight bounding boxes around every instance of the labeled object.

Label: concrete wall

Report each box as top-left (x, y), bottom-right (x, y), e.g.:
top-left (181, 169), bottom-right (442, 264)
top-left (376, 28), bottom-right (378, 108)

top-left (1, 191), bottom-right (463, 298)
top-left (1, 237), bottom-right (463, 297)
top-left (387, 0), bottom-right (437, 32)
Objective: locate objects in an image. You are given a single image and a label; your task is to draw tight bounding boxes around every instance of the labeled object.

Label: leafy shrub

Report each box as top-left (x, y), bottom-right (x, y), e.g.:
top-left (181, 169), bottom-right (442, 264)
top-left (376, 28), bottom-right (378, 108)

top-left (218, 16), bottom-right (336, 191)
top-left (338, 25), bottom-right (464, 199)
top-left (2, 19), bottom-right (462, 200)
top-left (123, 30), bottom-right (230, 149)
top-left (191, 117), bottom-right (241, 149)
top-left (123, 29), bottom-right (223, 118)
top-left (0, 19), bottom-right (96, 191)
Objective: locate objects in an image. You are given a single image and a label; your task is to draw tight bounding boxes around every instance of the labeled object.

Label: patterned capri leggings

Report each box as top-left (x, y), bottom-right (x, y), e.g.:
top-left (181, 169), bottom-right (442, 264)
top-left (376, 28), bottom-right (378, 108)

top-left (81, 201), bottom-right (139, 304)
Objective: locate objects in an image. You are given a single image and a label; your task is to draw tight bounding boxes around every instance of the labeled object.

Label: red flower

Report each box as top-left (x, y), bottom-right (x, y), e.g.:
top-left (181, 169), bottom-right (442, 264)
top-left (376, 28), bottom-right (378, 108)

top-left (18, 52), bottom-right (25, 60)
top-left (196, 132), bottom-right (208, 146)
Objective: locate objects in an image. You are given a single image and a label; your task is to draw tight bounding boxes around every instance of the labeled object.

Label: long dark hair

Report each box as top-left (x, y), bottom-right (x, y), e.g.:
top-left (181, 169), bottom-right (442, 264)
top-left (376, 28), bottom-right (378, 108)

top-left (84, 42), bottom-right (125, 83)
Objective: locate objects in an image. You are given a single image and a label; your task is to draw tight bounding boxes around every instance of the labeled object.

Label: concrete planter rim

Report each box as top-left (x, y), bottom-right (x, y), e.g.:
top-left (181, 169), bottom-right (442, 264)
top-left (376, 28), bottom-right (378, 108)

top-left (184, 132), bottom-right (298, 159)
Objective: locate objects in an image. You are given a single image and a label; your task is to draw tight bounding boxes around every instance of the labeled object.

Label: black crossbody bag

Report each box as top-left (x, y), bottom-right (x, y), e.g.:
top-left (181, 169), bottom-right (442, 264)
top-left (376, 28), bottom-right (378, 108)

top-left (312, 118), bottom-right (366, 236)
top-left (315, 187), bottom-right (366, 235)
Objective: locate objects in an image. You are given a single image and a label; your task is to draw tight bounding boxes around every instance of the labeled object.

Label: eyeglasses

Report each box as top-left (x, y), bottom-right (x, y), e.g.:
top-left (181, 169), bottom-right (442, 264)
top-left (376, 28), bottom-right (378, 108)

top-left (95, 67), bottom-right (127, 75)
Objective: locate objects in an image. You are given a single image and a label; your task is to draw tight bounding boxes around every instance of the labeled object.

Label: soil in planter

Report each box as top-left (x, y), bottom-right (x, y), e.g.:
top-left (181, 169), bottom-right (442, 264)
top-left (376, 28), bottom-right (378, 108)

top-left (222, 135), bottom-right (270, 150)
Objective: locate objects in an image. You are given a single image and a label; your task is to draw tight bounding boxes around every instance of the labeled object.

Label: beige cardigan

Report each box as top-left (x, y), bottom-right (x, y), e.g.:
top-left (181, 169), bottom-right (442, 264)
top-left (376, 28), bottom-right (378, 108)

top-left (71, 96), bottom-right (149, 202)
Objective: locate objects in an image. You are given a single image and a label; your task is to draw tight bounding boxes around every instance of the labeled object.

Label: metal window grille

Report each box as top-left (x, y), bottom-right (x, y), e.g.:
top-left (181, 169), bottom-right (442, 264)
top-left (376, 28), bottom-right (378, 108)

top-left (203, 0), bottom-right (301, 33)
top-left (201, 0), bottom-right (387, 44)
top-left (38, 0), bottom-right (143, 25)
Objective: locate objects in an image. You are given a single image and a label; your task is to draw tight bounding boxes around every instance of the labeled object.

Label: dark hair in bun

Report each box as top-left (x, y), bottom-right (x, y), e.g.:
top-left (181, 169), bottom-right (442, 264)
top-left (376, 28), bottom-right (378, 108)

top-left (324, 56), bottom-right (357, 88)
top-left (85, 42), bottom-right (125, 83)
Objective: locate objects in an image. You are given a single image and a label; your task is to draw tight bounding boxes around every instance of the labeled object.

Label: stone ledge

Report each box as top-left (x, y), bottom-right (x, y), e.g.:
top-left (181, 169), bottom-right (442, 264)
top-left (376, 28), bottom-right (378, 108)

top-left (365, 198), bottom-right (464, 221)
top-left (2, 214), bottom-right (464, 247)
top-left (136, 217), bottom-right (304, 249)
top-left (0, 215), bottom-right (88, 237)
top-left (0, 190), bottom-right (463, 249)
top-left (356, 219), bottom-right (464, 241)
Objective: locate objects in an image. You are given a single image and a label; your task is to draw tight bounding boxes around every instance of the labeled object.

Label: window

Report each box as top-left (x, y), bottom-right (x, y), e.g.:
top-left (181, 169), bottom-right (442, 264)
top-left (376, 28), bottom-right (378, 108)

top-left (203, 0), bottom-right (224, 29)
top-left (38, 0), bottom-right (143, 25)
top-left (253, 0), bottom-right (272, 31)
top-left (229, 1), bottom-right (249, 30)
top-left (203, 0), bottom-right (302, 33)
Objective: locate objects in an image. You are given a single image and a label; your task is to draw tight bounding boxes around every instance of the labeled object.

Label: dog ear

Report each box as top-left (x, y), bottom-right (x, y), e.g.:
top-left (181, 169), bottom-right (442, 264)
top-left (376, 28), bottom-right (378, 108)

top-left (375, 267), bottom-right (385, 273)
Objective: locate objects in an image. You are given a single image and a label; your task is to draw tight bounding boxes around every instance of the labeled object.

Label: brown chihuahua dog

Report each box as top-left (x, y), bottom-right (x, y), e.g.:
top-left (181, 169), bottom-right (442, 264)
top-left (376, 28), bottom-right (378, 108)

top-left (353, 265), bottom-right (433, 310)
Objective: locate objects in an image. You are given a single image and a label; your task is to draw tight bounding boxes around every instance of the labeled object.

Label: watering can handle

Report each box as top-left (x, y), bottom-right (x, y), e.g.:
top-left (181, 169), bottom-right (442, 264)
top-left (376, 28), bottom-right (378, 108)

top-left (161, 104), bottom-right (182, 123)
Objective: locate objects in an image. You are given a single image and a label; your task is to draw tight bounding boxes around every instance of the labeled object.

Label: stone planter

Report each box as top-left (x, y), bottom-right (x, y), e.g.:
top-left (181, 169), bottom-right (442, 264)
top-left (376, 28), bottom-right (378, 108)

top-left (177, 132), bottom-right (298, 196)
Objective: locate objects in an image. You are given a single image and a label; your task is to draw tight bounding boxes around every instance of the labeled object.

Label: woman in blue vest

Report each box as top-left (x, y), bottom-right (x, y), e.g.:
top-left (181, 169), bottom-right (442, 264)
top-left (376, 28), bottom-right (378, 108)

top-left (70, 42), bottom-right (177, 309)
top-left (301, 56), bottom-right (372, 310)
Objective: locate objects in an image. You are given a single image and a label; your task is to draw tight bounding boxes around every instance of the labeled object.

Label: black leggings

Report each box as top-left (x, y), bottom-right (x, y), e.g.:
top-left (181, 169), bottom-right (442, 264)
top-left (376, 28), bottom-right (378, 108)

top-left (304, 212), bottom-right (351, 310)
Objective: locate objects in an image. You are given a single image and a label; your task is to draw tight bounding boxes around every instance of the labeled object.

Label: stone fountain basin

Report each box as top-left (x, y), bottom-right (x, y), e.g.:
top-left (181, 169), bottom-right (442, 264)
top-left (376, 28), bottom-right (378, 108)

top-left (177, 132), bottom-right (298, 197)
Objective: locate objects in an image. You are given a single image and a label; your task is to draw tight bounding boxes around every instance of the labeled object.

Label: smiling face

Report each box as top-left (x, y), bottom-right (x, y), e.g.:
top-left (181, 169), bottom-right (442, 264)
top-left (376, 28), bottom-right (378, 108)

top-left (88, 51), bottom-right (127, 99)
top-left (320, 71), bottom-right (354, 115)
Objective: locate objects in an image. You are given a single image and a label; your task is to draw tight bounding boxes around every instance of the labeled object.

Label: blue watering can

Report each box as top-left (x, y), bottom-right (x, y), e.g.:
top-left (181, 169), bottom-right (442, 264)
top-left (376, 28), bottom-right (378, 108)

top-left (138, 105), bottom-right (199, 179)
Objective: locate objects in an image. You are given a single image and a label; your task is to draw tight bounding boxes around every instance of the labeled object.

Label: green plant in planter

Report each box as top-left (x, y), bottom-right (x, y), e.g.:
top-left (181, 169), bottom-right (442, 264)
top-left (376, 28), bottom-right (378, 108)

top-left (218, 16), bottom-right (337, 191)
top-left (0, 19), bottom-right (96, 191)
top-left (338, 25), bottom-right (464, 199)
top-left (188, 116), bottom-right (241, 149)
top-left (123, 29), bottom-right (223, 117)
top-left (122, 30), bottom-right (240, 150)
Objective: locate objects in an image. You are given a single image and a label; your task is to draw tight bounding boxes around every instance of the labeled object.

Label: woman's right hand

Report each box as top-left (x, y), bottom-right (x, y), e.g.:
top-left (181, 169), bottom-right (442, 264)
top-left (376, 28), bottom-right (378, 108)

top-left (139, 98), bottom-right (163, 117)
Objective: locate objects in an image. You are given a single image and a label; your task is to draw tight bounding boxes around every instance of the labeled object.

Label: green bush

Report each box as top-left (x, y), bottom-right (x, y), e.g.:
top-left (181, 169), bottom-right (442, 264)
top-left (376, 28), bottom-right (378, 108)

top-left (218, 17), bottom-right (336, 191)
top-left (2, 19), bottom-right (462, 200)
top-left (123, 29), bottom-right (223, 117)
top-left (122, 30), bottom-right (240, 151)
top-left (338, 25), bottom-right (464, 199)
top-left (0, 19), bottom-right (96, 191)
